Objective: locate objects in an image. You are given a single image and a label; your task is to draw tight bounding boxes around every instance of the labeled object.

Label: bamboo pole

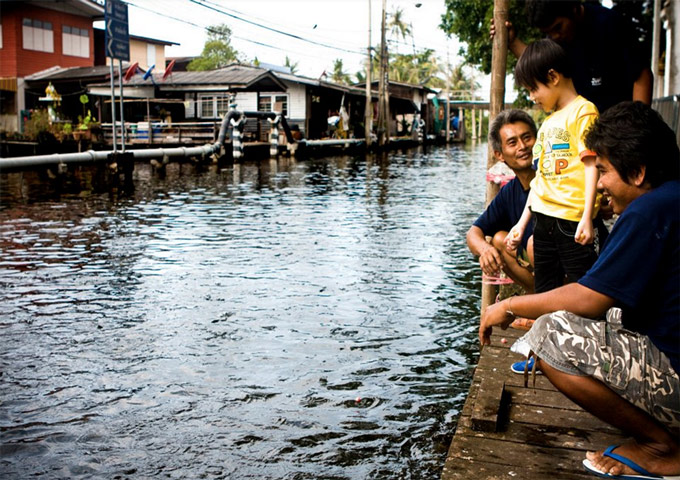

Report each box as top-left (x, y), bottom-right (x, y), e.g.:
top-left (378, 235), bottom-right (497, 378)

top-left (481, 0), bottom-right (509, 314)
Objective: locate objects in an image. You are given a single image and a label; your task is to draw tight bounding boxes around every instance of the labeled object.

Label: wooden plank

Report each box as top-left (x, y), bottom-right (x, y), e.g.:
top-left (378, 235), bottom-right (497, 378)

top-left (505, 385), bottom-right (582, 411)
top-left (507, 403), bottom-right (621, 434)
top-left (471, 376), bottom-right (507, 432)
top-left (445, 434), bottom-right (593, 473)
top-left (442, 455), bottom-right (595, 480)
top-left (474, 345), bottom-right (556, 391)
top-left (456, 416), bottom-right (626, 451)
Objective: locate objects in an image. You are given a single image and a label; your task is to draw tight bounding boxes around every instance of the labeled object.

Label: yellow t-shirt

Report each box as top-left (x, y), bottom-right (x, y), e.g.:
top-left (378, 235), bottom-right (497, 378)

top-left (530, 95), bottom-right (601, 222)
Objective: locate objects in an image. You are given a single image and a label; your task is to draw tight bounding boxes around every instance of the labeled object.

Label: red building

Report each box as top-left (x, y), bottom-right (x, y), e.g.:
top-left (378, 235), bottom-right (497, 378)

top-left (0, 0), bottom-right (104, 132)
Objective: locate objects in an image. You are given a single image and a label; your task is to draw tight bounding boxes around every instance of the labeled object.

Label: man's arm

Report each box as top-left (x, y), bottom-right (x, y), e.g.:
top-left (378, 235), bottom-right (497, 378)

top-left (466, 225), bottom-right (503, 276)
top-left (479, 282), bottom-right (615, 345)
top-left (632, 67), bottom-right (653, 105)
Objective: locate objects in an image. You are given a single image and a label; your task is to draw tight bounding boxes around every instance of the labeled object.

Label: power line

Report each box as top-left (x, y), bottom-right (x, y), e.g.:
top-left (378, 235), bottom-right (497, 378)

top-left (189, 0), bottom-right (365, 55)
top-left (125, 1), bottom-right (360, 65)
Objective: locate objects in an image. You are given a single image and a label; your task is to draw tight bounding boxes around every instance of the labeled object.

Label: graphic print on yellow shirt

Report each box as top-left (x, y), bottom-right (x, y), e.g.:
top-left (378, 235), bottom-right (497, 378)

top-left (530, 96), bottom-right (601, 222)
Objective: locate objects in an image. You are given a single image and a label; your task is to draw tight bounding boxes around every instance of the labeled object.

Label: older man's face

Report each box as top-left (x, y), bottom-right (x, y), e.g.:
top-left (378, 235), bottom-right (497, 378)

top-left (498, 122), bottom-right (535, 171)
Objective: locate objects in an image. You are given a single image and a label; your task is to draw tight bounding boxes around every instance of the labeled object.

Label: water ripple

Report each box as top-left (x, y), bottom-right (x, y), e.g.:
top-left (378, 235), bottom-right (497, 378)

top-left (0, 143), bottom-right (488, 479)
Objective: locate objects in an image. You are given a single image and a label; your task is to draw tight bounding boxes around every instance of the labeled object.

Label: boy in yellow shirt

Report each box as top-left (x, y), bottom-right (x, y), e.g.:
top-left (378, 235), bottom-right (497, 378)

top-left (506, 39), bottom-right (601, 295)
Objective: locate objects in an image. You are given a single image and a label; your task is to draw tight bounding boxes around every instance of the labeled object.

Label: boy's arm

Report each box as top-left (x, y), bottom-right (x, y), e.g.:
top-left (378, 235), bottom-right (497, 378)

top-left (575, 156), bottom-right (597, 245)
top-left (505, 192), bottom-right (532, 251)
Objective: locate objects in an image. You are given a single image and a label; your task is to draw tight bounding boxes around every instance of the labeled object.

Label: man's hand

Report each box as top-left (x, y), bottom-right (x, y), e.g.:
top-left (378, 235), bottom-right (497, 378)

top-left (479, 300), bottom-right (515, 346)
top-left (490, 18), bottom-right (517, 43)
top-left (504, 226), bottom-right (522, 251)
top-left (479, 244), bottom-right (504, 276)
top-left (490, 18), bottom-right (526, 57)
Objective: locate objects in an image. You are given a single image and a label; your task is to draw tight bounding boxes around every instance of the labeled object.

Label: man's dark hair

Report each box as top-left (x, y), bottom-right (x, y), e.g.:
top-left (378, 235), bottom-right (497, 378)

top-left (585, 101), bottom-right (680, 187)
top-left (514, 39), bottom-right (573, 91)
top-left (525, 0), bottom-right (581, 29)
top-left (488, 109), bottom-right (537, 152)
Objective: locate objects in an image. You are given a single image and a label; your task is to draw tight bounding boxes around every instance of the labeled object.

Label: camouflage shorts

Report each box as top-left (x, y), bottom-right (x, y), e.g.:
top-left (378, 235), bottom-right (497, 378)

top-left (516, 308), bottom-right (680, 429)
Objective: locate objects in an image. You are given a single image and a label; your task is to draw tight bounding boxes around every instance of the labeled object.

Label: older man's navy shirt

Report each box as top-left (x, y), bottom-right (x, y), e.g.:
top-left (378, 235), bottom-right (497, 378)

top-left (473, 177), bottom-right (533, 250)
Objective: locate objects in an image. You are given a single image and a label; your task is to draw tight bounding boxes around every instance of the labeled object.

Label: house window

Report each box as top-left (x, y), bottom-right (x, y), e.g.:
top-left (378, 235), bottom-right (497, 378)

top-left (258, 94), bottom-right (288, 116)
top-left (198, 94), bottom-right (230, 118)
top-left (63, 25), bottom-right (89, 58)
top-left (146, 44), bottom-right (156, 68)
top-left (23, 18), bottom-right (54, 53)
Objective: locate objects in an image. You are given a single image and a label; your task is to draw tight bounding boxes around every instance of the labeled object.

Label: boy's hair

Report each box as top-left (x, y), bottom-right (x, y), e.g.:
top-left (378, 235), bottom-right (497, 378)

top-left (514, 39), bottom-right (573, 91)
top-left (488, 109), bottom-right (537, 153)
top-left (585, 101), bottom-right (680, 187)
top-left (525, 0), bottom-right (582, 29)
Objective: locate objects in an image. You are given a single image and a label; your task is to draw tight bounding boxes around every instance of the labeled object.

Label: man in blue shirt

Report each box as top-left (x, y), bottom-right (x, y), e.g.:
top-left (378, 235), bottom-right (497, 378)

top-left (467, 109), bottom-right (537, 293)
top-left (480, 102), bottom-right (680, 478)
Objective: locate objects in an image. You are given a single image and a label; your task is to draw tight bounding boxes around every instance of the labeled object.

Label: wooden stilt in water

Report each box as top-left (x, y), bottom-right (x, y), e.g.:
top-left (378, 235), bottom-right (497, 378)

top-left (481, 0), bottom-right (509, 315)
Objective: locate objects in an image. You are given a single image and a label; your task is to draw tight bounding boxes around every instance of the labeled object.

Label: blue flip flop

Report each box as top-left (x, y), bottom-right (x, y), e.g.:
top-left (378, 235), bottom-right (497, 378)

top-left (582, 445), bottom-right (680, 479)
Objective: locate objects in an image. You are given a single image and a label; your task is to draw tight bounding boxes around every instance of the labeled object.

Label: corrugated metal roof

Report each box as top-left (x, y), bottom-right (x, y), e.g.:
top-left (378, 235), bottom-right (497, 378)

top-left (25, 65), bottom-right (119, 82)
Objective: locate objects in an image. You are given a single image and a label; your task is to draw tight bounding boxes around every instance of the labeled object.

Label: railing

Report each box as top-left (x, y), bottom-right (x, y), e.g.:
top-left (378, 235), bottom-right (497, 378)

top-left (100, 117), bottom-right (275, 146)
top-left (652, 95), bottom-right (680, 145)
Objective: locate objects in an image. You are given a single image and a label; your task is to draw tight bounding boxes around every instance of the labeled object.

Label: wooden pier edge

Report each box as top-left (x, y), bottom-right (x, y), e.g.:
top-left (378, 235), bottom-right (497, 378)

top-left (441, 327), bottom-right (627, 479)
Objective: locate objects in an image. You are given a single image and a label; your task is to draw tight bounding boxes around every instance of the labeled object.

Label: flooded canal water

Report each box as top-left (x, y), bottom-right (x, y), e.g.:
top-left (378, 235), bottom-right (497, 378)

top-left (0, 144), bottom-right (487, 479)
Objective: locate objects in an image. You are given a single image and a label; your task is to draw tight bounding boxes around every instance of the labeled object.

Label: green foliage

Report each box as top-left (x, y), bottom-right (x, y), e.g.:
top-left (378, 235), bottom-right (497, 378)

top-left (23, 109), bottom-right (76, 142)
top-left (388, 7), bottom-right (412, 43)
top-left (331, 59), bottom-right (352, 85)
top-left (23, 109), bottom-right (51, 140)
top-left (440, 0), bottom-right (539, 74)
top-left (430, 63), bottom-right (480, 97)
top-left (187, 24), bottom-right (239, 71)
top-left (77, 110), bottom-right (97, 130)
top-left (284, 56), bottom-right (299, 74)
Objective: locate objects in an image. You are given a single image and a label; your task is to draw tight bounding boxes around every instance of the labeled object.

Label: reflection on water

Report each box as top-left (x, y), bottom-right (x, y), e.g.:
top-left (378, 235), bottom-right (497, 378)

top-left (0, 144), bottom-right (486, 479)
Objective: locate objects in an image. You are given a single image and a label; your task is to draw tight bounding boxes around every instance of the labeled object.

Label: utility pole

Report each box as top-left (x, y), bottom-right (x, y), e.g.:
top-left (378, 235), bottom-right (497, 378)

top-left (377, 0), bottom-right (389, 147)
top-left (365, 0), bottom-right (373, 147)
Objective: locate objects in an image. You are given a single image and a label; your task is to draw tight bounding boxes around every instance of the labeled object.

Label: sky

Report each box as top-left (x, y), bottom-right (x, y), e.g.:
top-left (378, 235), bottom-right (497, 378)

top-left (103, 0), bottom-right (494, 97)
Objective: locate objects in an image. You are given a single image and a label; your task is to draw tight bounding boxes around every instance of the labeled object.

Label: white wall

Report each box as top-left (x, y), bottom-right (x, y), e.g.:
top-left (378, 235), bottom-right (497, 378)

top-left (284, 82), bottom-right (306, 121)
top-left (234, 92), bottom-right (258, 112)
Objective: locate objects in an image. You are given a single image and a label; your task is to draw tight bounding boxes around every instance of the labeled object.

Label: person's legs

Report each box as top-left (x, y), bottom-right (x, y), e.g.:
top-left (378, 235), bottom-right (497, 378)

top-left (519, 311), bottom-right (680, 476)
top-left (539, 361), bottom-right (680, 476)
top-left (532, 213), bottom-right (564, 292)
top-left (553, 218), bottom-right (599, 284)
top-left (491, 231), bottom-right (534, 293)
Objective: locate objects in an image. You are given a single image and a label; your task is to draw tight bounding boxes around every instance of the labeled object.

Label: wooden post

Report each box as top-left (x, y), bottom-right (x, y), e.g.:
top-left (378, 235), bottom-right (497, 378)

top-left (365, 0), bottom-right (373, 147)
top-left (482, 0), bottom-right (509, 314)
top-left (377, 0), bottom-right (389, 146)
top-left (471, 106), bottom-right (477, 140)
top-left (478, 109), bottom-right (483, 139)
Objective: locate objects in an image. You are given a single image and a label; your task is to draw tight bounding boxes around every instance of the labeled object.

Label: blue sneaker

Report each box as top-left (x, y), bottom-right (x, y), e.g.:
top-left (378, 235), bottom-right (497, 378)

top-left (511, 357), bottom-right (543, 375)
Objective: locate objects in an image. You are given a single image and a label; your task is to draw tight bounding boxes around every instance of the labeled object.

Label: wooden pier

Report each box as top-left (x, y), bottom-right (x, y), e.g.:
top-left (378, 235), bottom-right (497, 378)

top-left (442, 325), bottom-right (627, 480)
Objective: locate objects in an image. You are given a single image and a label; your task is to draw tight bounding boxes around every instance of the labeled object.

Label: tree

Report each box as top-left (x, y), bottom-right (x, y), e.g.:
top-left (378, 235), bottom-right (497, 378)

top-left (387, 7), bottom-right (412, 54)
top-left (187, 24), bottom-right (239, 71)
top-left (284, 56), bottom-right (299, 74)
top-left (331, 59), bottom-right (352, 85)
top-left (440, 0), bottom-right (538, 74)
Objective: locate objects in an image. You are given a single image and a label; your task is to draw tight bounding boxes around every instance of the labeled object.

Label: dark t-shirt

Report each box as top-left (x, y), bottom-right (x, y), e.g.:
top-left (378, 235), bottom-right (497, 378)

top-left (579, 181), bottom-right (680, 373)
top-left (473, 177), bottom-right (533, 250)
top-left (565, 4), bottom-right (648, 113)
